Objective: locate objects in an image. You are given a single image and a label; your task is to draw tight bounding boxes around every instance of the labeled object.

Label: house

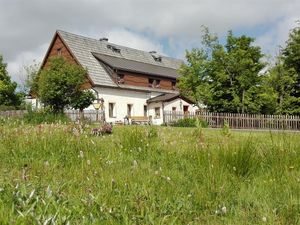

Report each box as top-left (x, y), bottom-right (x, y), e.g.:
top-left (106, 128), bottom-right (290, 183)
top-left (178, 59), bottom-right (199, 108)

top-left (38, 30), bottom-right (198, 124)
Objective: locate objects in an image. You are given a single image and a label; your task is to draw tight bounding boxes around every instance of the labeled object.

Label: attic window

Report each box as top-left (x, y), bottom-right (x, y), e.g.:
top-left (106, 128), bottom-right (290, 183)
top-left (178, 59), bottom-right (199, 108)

top-left (107, 44), bottom-right (121, 53)
top-left (148, 78), bottom-right (161, 88)
top-left (117, 73), bottom-right (125, 84)
top-left (57, 48), bottom-right (62, 56)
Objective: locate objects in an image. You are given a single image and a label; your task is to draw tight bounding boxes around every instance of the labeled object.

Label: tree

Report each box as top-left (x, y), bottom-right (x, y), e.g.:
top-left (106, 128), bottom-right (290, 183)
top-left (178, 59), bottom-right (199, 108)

top-left (266, 56), bottom-right (298, 114)
top-left (281, 22), bottom-right (300, 114)
top-left (70, 90), bottom-right (95, 119)
top-left (24, 60), bottom-right (40, 96)
top-left (178, 28), bottom-right (265, 113)
top-left (0, 54), bottom-right (24, 108)
top-left (38, 57), bottom-right (95, 113)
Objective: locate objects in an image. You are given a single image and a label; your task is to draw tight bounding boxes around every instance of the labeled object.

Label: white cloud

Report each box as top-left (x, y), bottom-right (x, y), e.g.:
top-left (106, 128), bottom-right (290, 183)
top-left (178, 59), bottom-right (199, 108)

top-left (104, 29), bottom-right (165, 54)
top-left (1, 0), bottom-right (300, 84)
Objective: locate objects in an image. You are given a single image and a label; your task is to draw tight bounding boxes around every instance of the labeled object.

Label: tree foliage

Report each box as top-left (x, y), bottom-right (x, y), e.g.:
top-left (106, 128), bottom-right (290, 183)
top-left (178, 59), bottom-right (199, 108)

top-left (0, 54), bottom-right (24, 108)
top-left (178, 28), bottom-right (265, 113)
top-left (38, 57), bottom-right (95, 113)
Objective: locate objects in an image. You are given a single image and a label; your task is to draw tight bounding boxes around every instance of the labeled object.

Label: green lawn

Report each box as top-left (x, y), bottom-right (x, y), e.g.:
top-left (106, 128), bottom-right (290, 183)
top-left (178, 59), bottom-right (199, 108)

top-left (0, 121), bottom-right (300, 224)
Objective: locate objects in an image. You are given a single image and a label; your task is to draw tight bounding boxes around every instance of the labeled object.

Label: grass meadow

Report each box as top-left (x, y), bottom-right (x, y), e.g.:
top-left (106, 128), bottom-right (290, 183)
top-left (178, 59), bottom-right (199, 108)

top-left (0, 118), bottom-right (300, 224)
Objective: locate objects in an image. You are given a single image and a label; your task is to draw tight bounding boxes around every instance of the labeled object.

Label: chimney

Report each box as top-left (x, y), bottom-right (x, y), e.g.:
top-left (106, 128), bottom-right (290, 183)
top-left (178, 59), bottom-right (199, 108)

top-left (99, 37), bottom-right (108, 42)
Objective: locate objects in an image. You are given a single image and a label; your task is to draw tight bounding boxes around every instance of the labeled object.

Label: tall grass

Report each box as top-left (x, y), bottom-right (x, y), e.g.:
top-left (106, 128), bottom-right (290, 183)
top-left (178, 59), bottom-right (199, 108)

top-left (0, 122), bottom-right (299, 224)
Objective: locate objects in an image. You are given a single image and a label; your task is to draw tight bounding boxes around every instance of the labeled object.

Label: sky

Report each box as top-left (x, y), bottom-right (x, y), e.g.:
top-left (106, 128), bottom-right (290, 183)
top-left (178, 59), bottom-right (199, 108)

top-left (0, 0), bottom-right (299, 85)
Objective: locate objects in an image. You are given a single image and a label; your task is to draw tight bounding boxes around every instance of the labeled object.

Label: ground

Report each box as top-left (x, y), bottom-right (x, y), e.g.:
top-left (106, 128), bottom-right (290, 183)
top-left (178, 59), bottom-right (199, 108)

top-left (0, 120), bottom-right (299, 224)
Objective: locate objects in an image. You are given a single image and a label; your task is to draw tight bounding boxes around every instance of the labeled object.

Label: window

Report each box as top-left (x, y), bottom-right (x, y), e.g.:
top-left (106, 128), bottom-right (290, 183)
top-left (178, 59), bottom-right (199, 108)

top-left (172, 81), bottom-right (176, 90)
top-left (109, 103), bottom-right (115, 118)
top-left (172, 107), bottom-right (176, 112)
top-left (172, 107), bottom-right (177, 119)
top-left (144, 105), bottom-right (147, 117)
top-left (148, 78), bottom-right (161, 88)
top-left (117, 74), bottom-right (125, 84)
top-left (127, 104), bottom-right (133, 117)
top-left (155, 107), bottom-right (160, 118)
top-left (57, 48), bottom-right (62, 56)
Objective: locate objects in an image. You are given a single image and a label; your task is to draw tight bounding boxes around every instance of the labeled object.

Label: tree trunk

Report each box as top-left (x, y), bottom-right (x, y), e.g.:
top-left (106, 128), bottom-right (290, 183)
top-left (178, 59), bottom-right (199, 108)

top-left (79, 109), bottom-right (84, 122)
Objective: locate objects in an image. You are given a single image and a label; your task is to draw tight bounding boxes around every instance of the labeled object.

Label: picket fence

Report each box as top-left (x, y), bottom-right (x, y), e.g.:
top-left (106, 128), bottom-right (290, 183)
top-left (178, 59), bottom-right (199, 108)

top-left (164, 110), bottom-right (300, 130)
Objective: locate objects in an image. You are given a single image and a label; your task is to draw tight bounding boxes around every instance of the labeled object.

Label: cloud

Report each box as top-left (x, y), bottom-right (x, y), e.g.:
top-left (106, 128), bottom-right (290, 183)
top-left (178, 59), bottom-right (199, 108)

top-left (0, 0), bottom-right (300, 83)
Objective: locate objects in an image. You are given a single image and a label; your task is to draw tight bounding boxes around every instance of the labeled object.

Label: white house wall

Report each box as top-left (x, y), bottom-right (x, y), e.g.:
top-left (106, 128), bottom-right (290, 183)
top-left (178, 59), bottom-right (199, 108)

top-left (164, 99), bottom-right (198, 112)
top-left (93, 87), bottom-right (163, 123)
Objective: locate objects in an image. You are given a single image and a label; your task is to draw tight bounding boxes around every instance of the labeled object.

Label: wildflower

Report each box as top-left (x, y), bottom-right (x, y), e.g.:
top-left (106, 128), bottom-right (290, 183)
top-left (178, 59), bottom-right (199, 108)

top-left (233, 166), bottom-right (236, 171)
top-left (154, 170), bottom-right (159, 175)
top-left (0, 188), bottom-right (4, 192)
top-left (133, 160), bottom-right (138, 168)
top-left (87, 160), bottom-right (91, 165)
top-left (262, 216), bottom-right (267, 222)
top-left (166, 176), bottom-right (171, 181)
top-left (44, 161), bottom-right (49, 166)
top-left (221, 206), bottom-right (227, 214)
top-left (79, 151), bottom-right (84, 158)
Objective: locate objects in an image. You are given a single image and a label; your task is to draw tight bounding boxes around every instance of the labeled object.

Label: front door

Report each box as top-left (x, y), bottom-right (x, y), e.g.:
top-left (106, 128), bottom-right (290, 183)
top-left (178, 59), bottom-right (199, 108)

top-left (183, 105), bottom-right (189, 115)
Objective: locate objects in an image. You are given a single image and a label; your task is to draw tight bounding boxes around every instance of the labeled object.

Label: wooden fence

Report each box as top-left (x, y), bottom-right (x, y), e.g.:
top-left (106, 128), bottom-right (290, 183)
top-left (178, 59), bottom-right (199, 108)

top-left (64, 110), bottom-right (105, 122)
top-left (0, 110), bottom-right (105, 122)
top-left (164, 111), bottom-right (300, 130)
top-left (0, 110), bottom-right (27, 117)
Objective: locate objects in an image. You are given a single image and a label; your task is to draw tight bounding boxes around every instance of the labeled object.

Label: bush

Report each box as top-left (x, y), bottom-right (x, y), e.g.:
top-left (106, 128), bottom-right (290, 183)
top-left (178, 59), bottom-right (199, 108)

top-left (171, 117), bottom-right (208, 127)
top-left (23, 109), bottom-right (70, 124)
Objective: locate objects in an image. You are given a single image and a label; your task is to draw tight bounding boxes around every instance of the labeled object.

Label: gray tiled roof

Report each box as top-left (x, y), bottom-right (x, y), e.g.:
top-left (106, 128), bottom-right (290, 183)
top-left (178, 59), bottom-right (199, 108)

top-left (92, 52), bottom-right (179, 79)
top-left (57, 30), bottom-right (183, 88)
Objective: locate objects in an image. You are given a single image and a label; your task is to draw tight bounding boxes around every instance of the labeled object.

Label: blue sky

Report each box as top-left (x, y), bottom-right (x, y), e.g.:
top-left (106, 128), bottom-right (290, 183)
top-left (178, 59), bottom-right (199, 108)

top-left (0, 0), bottom-right (299, 84)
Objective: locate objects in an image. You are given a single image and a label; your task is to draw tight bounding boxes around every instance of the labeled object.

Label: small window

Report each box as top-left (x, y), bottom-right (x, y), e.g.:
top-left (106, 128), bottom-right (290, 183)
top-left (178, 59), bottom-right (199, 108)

top-left (155, 107), bottom-right (160, 118)
top-left (117, 74), bottom-right (125, 84)
top-left (109, 103), bottom-right (115, 118)
top-left (172, 81), bottom-right (176, 90)
top-left (172, 107), bottom-right (176, 112)
top-left (148, 79), bottom-right (160, 88)
top-left (127, 104), bottom-right (133, 117)
top-left (144, 105), bottom-right (147, 117)
top-left (57, 48), bottom-right (62, 56)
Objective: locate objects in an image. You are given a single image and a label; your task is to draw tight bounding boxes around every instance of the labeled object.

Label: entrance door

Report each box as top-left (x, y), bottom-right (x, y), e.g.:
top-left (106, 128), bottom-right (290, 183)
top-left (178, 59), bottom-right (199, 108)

top-left (183, 105), bottom-right (189, 115)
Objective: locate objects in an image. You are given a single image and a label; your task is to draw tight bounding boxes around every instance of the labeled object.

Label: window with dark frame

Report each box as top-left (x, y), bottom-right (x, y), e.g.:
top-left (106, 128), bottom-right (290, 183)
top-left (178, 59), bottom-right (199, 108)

top-left (172, 81), bottom-right (176, 89)
top-left (144, 105), bottom-right (147, 117)
top-left (155, 107), bottom-right (160, 118)
top-left (148, 78), bottom-right (161, 88)
top-left (57, 48), bottom-right (62, 56)
top-left (109, 103), bottom-right (115, 118)
top-left (127, 104), bottom-right (133, 117)
top-left (117, 73), bottom-right (125, 84)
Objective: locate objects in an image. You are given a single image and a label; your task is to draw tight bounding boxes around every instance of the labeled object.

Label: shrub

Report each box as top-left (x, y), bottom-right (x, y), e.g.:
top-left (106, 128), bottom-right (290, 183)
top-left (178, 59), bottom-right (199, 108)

top-left (91, 123), bottom-right (113, 135)
top-left (171, 117), bottom-right (208, 127)
top-left (23, 109), bottom-right (70, 124)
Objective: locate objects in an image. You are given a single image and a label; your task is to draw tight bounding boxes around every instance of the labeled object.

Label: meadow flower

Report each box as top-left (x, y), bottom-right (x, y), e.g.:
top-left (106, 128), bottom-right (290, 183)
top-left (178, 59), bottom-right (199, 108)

top-left (87, 160), bottom-right (91, 165)
top-left (166, 176), bottom-right (171, 181)
top-left (221, 206), bottom-right (227, 214)
top-left (44, 161), bottom-right (49, 166)
top-left (79, 150), bottom-right (84, 158)
top-left (262, 216), bottom-right (267, 222)
top-left (133, 160), bottom-right (138, 168)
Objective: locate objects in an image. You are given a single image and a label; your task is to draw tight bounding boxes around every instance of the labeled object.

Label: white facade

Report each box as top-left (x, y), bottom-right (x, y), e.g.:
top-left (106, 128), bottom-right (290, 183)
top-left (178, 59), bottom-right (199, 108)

top-left (91, 86), bottom-right (198, 125)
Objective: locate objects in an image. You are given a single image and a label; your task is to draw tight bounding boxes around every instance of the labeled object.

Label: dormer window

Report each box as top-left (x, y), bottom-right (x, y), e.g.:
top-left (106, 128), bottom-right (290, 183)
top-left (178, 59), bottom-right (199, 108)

top-left (57, 48), bottom-right (62, 56)
top-left (107, 44), bottom-right (121, 53)
top-left (150, 51), bottom-right (162, 62)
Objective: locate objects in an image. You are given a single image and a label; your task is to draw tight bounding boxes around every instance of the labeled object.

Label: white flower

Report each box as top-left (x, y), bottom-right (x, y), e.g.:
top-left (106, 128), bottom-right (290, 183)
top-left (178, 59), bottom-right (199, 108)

top-left (221, 206), bottom-right (227, 214)
top-left (79, 151), bottom-right (84, 158)
top-left (44, 161), bottom-right (49, 166)
top-left (166, 176), bottom-right (171, 181)
top-left (233, 167), bottom-right (236, 171)
top-left (133, 160), bottom-right (138, 168)
top-left (87, 160), bottom-right (91, 165)
top-left (262, 216), bottom-right (267, 222)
